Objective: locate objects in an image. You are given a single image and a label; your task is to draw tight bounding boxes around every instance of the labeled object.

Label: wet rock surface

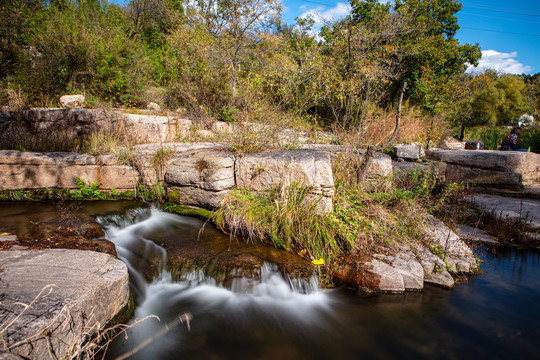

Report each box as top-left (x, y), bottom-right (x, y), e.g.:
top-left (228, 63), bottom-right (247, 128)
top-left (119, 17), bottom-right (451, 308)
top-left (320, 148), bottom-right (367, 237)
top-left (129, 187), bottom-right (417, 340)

top-left (158, 222), bottom-right (316, 283)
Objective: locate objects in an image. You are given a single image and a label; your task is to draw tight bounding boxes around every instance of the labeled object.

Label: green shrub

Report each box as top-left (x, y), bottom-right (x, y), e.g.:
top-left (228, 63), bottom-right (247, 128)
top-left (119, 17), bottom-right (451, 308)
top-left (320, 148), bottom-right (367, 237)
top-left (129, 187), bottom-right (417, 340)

top-left (217, 105), bottom-right (238, 123)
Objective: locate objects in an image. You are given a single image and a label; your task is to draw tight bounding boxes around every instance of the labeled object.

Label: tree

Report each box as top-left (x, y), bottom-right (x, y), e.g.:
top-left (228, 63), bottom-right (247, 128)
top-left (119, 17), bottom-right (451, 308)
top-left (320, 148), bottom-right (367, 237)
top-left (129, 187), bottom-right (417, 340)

top-left (522, 73), bottom-right (540, 121)
top-left (185, 0), bottom-right (282, 99)
top-left (471, 74), bottom-right (530, 127)
top-left (446, 69), bottom-right (498, 140)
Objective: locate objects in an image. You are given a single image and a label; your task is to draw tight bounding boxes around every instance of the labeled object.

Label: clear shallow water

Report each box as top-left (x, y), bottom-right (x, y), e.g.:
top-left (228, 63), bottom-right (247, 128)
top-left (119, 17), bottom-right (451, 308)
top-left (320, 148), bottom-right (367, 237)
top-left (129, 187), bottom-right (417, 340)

top-left (98, 207), bottom-right (540, 360)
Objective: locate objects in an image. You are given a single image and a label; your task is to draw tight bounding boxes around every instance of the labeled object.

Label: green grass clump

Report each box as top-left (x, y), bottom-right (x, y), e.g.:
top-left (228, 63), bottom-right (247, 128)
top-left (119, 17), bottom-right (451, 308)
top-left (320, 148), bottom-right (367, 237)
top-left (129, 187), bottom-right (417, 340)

top-left (213, 185), bottom-right (348, 264)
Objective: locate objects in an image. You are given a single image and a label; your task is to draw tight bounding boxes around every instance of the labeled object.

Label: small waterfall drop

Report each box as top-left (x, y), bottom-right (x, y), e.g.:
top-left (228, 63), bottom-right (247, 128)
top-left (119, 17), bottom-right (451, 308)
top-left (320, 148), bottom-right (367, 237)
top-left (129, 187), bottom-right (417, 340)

top-left (97, 207), bottom-right (332, 323)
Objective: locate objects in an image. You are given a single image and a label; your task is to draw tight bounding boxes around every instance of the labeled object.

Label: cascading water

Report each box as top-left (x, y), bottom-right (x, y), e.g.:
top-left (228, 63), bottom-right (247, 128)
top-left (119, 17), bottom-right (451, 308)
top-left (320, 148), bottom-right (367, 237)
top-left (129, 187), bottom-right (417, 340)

top-left (1, 202), bottom-right (538, 359)
top-left (97, 207), bottom-right (334, 359)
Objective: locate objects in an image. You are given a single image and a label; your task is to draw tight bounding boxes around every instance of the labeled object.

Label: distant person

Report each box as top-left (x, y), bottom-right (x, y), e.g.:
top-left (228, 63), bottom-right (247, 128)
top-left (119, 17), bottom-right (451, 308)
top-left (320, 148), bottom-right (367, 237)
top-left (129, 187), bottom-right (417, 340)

top-left (500, 127), bottom-right (526, 151)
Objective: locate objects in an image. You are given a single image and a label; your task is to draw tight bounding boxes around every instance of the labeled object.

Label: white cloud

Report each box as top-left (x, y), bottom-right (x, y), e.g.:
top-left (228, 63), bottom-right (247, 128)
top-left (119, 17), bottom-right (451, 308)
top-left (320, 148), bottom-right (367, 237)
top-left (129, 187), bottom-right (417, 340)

top-left (467, 50), bottom-right (532, 75)
top-left (299, 2), bottom-right (351, 31)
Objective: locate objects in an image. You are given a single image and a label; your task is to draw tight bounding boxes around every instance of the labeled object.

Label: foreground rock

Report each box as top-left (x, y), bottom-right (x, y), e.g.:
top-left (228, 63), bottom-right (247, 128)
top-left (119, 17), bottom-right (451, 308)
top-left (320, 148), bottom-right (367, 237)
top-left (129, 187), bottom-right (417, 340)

top-left (427, 149), bottom-right (540, 186)
top-left (334, 217), bottom-right (478, 292)
top-left (0, 250), bottom-right (129, 360)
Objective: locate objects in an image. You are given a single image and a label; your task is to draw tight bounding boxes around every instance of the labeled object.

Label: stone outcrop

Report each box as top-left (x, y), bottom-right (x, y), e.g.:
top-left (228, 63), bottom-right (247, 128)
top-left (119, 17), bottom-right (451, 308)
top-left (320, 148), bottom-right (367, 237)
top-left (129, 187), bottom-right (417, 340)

top-left (333, 218), bottom-right (478, 292)
top-left (236, 150), bottom-right (335, 213)
top-left (120, 113), bottom-right (192, 143)
top-left (59, 95), bottom-right (85, 109)
top-left (465, 194), bottom-right (540, 230)
top-left (164, 149), bottom-right (335, 212)
top-left (0, 150), bottom-right (138, 191)
top-left (423, 216), bottom-right (478, 274)
top-left (165, 151), bottom-right (236, 208)
top-left (0, 250), bottom-right (129, 360)
top-left (427, 149), bottom-right (540, 186)
top-left (394, 144), bottom-right (425, 161)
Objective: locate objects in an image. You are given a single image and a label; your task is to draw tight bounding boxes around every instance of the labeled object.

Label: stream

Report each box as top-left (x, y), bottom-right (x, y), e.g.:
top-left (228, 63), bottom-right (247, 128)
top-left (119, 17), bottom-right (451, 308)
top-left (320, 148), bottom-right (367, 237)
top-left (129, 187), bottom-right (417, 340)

top-left (1, 201), bottom-right (538, 359)
top-left (96, 205), bottom-right (540, 360)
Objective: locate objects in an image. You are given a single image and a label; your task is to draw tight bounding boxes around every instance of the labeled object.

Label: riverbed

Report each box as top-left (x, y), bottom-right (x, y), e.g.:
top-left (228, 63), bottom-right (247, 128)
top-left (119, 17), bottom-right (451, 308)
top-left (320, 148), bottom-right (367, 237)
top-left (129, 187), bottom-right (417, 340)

top-left (98, 205), bottom-right (540, 360)
top-left (1, 202), bottom-right (538, 359)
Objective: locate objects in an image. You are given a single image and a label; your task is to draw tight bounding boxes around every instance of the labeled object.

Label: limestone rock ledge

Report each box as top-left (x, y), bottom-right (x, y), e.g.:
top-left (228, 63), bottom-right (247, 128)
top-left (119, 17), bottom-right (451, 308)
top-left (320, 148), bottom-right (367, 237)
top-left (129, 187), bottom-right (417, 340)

top-left (0, 150), bottom-right (138, 191)
top-left (164, 149), bottom-right (336, 213)
top-left (427, 149), bottom-right (540, 186)
top-left (333, 219), bottom-right (478, 292)
top-left (0, 250), bottom-right (129, 360)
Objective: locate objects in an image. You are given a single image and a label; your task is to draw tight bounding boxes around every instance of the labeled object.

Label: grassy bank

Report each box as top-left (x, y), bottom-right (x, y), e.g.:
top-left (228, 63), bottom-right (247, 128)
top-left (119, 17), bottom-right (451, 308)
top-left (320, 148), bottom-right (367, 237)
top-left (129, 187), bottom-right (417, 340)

top-left (211, 166), bottom-right (464, 280)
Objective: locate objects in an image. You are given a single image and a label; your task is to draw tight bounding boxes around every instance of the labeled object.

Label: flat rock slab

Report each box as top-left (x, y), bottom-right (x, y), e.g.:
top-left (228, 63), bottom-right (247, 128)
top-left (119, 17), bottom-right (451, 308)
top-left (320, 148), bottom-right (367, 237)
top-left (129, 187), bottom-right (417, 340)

top-left (0, 250), bottom-right (129, 360)
top-left (458, 225), bottom-right (500, 245)
top-left (427, 149), bottom-right (540, 183)
top-left (0, 150), bottom-right (138, 191)
top-left (465, 194), bottom-right (540, 230)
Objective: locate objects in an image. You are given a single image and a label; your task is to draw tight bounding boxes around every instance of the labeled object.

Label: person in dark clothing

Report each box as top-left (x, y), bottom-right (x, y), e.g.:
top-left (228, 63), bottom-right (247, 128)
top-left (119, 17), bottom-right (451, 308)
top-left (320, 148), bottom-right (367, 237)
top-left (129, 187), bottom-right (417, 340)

top-left (500, 127), bottom-right (526, 151)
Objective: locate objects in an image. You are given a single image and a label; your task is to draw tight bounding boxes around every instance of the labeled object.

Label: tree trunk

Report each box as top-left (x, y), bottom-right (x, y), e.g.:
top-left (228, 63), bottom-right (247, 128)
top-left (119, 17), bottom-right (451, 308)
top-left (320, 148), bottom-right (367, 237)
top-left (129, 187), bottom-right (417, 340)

top-left (357, 81), bottom-right (407, 183)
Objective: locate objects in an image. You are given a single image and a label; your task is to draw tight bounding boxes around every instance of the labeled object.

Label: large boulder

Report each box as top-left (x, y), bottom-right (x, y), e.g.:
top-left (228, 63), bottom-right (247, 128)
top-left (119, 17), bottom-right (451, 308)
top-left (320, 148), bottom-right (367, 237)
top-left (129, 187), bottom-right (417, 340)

top-left (236, 149), bottom-right (335, 213)
top-left (0, 250), bottom-right (129, 360)
top-left (59, 95), bottom-right (85, 109)
top-left (427, 149), bottom-right (540, 185)
top-left (165, 151), bottom-right (236, 208)
top-left (0, 150), bottom-right (138, 191)
top-left (120, 113), bottom-right (192, 143)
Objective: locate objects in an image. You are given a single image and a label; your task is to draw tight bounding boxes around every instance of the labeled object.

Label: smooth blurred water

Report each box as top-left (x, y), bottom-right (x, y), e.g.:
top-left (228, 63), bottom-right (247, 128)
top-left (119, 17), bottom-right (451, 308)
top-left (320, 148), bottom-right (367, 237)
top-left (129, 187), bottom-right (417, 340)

top-left (94, 207), bottom-right (540, 360)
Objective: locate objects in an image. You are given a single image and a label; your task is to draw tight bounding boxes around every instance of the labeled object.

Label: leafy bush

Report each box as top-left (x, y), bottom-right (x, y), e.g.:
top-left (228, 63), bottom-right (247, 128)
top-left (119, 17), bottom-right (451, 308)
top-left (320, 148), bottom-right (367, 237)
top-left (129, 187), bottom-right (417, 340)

top-left (71, 178), bottom-right (108, 200)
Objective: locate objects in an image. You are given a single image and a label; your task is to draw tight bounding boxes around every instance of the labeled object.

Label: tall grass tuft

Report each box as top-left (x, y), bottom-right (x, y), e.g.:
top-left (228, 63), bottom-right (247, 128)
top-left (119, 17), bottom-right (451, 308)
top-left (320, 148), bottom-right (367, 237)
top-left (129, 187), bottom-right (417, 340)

top-left (214, 184), bottom-right (348, 263)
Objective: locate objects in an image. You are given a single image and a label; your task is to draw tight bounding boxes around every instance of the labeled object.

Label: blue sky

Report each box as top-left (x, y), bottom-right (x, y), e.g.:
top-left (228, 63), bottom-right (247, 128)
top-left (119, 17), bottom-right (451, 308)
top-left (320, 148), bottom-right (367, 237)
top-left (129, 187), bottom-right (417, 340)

top-left (281, 0), bottom-right (540, 74)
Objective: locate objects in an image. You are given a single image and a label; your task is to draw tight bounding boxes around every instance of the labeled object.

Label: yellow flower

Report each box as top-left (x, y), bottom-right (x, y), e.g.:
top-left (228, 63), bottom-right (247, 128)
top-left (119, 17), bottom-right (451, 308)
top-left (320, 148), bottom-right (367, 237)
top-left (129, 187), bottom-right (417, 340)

top-left (312, 258), bottom-right (325, 265)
